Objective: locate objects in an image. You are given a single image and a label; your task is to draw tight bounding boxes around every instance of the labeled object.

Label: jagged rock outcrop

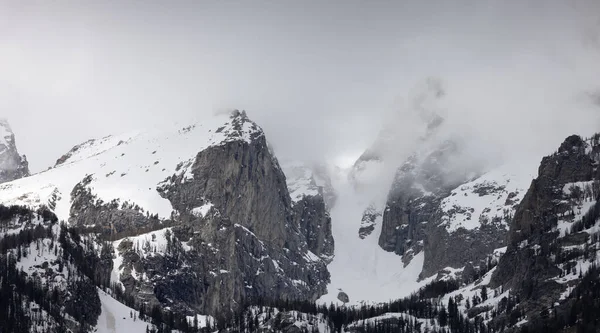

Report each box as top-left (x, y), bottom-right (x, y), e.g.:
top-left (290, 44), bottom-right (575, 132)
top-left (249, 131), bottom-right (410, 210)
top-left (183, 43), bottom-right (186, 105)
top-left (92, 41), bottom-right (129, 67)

top-left (158, 111), bottom-right (289, 246)
top-left (421, 223), bottom-right (507, 279)
top-left (102, 111), bottom-right (332, 318)
top-left (55, 139), bottom-right (96, 167)
top-left (376, 137), bottom-right (521, 279)
top-left (378, 141), bottom-right (479, 264)
top-left (491, 134), bottom-right (600, 321)
top-left (69, 174), bottom-right (162, 235)
top-left (0, 119), bottom-right (29, 183)
top-left (282, 162), bottom-right (335, 261)
top-left (359, 203), bottom-right (381, 239)
top-left (352, 77), bottom-right (507, 276)
top-left (378, 150), bottom-right (450, 257)
top-left (41, 111), bottom-right (335, 320)
top-left (293, 195), bottom-right (334, 262)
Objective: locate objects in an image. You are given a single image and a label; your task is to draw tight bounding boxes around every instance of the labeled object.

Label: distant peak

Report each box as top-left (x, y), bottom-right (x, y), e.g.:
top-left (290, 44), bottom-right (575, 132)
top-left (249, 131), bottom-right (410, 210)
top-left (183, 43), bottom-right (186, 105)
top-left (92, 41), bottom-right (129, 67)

top-left (229, 109), bottom-right (248, 120)
top-left (0, 118), bottom-right (13, 132)
top-left (217, 109), bottom-right (263, 144)
top-left (558, 134), bottom-right (585, 153)
top-left (0, 118), bottom-right (29, 183)
top-left (0, 119), bottom-right (14, 145)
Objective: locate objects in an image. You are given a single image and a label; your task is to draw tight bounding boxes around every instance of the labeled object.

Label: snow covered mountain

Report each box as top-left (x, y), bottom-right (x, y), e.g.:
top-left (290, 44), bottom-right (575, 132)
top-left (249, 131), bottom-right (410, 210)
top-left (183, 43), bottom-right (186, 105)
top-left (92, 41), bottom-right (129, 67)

top-left (322, 76), bottom-right (533, 303)
top-left (2, 108), bottom-right (600, 333)
top-left (0, 119), bottom-right (29, 184)
top-left (0, 110), bottom-right (333, 329)
top-left (0, 110), bottom-right (262, 220)
top-left (316, 138), bottom-right (538, 306)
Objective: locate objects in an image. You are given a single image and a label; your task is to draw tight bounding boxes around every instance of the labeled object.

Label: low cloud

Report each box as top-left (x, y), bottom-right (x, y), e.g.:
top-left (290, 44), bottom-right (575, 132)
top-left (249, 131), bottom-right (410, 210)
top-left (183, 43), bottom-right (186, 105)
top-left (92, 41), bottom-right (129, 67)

top-left (0, 0), bottom-right (598, 173)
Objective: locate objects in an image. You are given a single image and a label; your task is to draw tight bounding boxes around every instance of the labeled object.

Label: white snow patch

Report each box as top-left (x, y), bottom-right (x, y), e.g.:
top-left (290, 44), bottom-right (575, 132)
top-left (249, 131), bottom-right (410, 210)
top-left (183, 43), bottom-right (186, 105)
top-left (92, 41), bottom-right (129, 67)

top-left (304, 250), bottom-right (322, 263)
top-left (438, 266), bottom-right (465, 281)
top-left (13, 237), bottom-right (67, 289)
top-left (186, 314), bottom-right (215, 329)
top-left (347, 312), bottom-right (440, 332)
top-left (96, 289), bottom-right (155, 333)
top-left (191, 202), bottom-right (214, 218)
top-left (515, 318), bottom-right (529, 328)
top-left (557, 199), bottom-right (597, 237)
top-left (441, 161), bottom-right (537, 232)
top-left (111, 228), bottom-right (174, 284)
top-left (281, 162), bottom-right (321, 202)
top-left (441, 266), bottom-right (509, 321)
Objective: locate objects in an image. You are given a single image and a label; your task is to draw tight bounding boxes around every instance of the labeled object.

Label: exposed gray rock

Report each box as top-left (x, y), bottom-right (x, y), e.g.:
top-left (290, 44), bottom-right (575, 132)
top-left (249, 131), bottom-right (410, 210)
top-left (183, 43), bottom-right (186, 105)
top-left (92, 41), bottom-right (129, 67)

top-left (0, 119), bottom-right (29, 183)
top-left (59, 111), bottom-right (333, 320)
top-left (55, 139), bottom-right (96, 167)
top-left (377, 138), bottom-right (510, 279)
top-left (421, 222), bottom-right (506, 278)
top-left (281, 162), bottom-right (335, 261)
top-left (69, 174), bottom-right (163, 235)
top-left (378, 141), bottom-right (478, 261)
top-left (292, 194), bottom-right (334, 262)
top-left (158, 112), bottom-right (289, 247)
top-left (103, 111), bottom-right (332, 319)
top-left (359, 203), bottom-right (381, 239)
top-left (487, 134), bottom-right (600, 328)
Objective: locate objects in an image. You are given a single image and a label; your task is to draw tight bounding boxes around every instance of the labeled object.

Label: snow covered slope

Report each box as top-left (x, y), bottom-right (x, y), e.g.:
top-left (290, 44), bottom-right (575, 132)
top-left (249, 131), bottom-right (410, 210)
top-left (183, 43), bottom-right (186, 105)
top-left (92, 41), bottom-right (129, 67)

top-left (440, 160), bottom-right (538, 233)
top-left (96, 290), bottom-right (154, 333)
top-left (317, 169), bottom-right (435, 305)
top-left (318, 158), bottom-right (540, 305)
top-left (282, 162), bottom-right (321, 202)
top-left (0, 110), bottom-right (262, 221)
top-left (281, 161), bottom-right (337, 208)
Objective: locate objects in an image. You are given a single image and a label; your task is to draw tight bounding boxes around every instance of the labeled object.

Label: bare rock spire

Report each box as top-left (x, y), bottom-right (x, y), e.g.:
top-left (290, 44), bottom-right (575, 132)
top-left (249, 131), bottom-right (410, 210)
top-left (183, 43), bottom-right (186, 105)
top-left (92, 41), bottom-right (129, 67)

top-left (0, 119), bottom-right (30, 183)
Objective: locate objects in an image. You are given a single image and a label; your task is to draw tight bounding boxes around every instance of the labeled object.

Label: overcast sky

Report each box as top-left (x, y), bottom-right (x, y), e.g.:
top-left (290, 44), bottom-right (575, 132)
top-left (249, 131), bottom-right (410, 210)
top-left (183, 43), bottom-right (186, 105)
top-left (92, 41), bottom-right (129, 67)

top-left (1, 0), bottom-right (599, 172)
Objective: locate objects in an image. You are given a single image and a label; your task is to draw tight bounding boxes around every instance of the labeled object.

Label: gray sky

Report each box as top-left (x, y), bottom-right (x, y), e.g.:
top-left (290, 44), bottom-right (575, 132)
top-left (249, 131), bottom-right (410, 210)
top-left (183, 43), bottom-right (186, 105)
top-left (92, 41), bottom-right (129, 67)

top-left (1, 0), bottom-right (599, 172)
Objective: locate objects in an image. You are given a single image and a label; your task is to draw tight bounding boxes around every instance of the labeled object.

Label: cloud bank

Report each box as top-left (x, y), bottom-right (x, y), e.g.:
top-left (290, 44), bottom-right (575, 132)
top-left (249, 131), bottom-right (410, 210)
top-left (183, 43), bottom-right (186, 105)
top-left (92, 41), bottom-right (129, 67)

top-left (0, 0), bottom-right (598, 172)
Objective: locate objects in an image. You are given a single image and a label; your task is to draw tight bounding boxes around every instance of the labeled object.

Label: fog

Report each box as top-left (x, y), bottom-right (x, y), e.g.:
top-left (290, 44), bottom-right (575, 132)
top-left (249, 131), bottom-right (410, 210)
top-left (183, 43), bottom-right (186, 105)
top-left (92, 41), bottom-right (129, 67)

top-left (1, 0), bottom-right (599, 173)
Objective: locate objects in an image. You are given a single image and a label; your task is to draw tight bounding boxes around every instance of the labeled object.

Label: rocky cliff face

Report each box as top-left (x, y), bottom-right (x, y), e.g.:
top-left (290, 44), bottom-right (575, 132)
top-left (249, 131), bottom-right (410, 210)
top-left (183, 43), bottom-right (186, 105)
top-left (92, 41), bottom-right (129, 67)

top-left (349, 77), bottom-right (512, 280)
top-left (0, 119), bottom-right (29, 183)
top-left (69, 174), bottom-right (160, 235)
top-left (358, 203), bottom-right (381, 239)
top-left (377, 140), bottom-right (477, 274)
top-left (6, 110), bottom-right (334, 321)
top-left (490, 134), bottom-right (600, 323)
top-left (292, 195), bottom-right (334, 263)
top-left (378, 141), bottom-right (465, 258)
top-left (76, 111), bottom-right (334, 319)
top-left (373, 137), bottom-right (530, 280)
top-left (283, 162), bottom-right (335, 262)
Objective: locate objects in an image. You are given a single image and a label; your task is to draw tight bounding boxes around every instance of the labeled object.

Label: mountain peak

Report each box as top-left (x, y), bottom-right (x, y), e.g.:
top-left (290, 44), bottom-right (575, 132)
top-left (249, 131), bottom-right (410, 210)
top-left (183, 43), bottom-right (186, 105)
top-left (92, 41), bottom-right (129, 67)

top-left (0, 118), bottom-right (29, 183)
top-left (0, 118), bottom-right (15, 147)
top-left (217, 109), bottom-right (264, 144)
top-left (0, 110), bottom-right (265, 221)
